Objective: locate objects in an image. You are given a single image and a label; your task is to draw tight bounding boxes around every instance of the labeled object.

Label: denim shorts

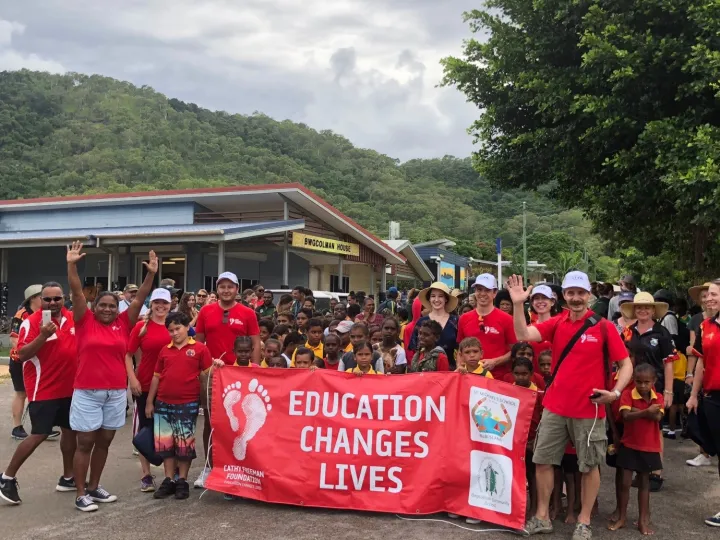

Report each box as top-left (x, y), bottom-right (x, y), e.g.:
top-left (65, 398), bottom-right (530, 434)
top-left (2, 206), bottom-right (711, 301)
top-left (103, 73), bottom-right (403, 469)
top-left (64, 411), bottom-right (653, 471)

top-left (70, 389), bottom-right (127, 432)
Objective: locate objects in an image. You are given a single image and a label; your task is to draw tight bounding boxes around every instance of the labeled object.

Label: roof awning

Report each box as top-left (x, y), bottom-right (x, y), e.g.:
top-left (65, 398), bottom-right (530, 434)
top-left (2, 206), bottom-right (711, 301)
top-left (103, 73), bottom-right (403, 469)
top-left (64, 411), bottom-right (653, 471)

top-left (383, 239), bottom-right (434, 281)
top-left (0, 220), bottom-right (306, 248)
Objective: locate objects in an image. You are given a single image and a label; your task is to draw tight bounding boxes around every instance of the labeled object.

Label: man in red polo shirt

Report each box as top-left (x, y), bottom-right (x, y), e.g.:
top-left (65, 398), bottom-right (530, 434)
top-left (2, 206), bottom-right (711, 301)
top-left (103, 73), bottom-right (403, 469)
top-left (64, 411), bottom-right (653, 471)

top-left (193, 271), bottom-right (260, 488)
top-left (0, 282), bottom-right (78, 505)
top-left (457, 273), bottom-right (516, 379)
top-left (507, 271), bottom-right (632, 540)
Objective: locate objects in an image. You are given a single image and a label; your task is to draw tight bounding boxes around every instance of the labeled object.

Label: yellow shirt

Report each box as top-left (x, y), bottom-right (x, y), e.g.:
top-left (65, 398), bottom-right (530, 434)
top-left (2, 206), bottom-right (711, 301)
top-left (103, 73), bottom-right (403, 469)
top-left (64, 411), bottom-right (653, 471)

top-left (291, 341), bottom-right (323, 367)
top-left (346, 366), bottom-right (377, 374)
top-left (673, 352), bottom-right (688, 381)
top-left (343, 342), bottom-right (353, 353)
top-left (514, 382), bottom-right (538, 391)
top-left (471, 365), bottom-right (494, 378)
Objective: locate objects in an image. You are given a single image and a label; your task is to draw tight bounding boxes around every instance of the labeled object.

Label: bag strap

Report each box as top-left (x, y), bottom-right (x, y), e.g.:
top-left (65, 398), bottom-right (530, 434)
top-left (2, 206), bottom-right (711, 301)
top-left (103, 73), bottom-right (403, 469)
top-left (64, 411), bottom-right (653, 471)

top-left (547, 314), bottom-right (602, 388)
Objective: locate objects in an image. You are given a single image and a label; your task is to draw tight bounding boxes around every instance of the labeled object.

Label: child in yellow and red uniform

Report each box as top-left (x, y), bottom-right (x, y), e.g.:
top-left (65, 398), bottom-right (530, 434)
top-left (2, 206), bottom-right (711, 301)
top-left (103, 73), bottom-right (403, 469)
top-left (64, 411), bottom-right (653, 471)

top-left (455, 337), bottom-right (493, 378)
top-left (346, 341), bottom-right (377, 375)
top-left (609, 363), bottom-right (663, 535)
top-left (145, 312), bottom-right (213, 501)
top-left (233, 336), bottom-right (260, 367)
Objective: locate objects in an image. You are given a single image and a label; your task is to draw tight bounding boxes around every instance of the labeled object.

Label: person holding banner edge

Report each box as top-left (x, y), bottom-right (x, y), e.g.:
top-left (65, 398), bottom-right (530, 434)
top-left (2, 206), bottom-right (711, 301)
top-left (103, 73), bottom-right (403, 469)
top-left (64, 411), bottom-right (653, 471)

top-left (506, 272), bottom-right (633, 540)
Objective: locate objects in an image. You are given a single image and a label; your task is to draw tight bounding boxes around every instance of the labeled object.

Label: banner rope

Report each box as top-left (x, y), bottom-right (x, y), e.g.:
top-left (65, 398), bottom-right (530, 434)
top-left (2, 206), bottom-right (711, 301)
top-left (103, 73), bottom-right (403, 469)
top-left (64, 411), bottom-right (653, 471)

top-left (394, 514), bottom-right (521, 534)
top-left (199, 367), bottom-right (216, 501)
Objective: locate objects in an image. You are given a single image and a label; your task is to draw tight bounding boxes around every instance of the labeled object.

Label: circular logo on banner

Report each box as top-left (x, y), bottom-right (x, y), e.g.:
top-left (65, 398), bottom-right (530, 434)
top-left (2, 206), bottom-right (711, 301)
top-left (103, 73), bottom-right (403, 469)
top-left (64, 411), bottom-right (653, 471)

top-left (474, 455), bottom-right (507, 500)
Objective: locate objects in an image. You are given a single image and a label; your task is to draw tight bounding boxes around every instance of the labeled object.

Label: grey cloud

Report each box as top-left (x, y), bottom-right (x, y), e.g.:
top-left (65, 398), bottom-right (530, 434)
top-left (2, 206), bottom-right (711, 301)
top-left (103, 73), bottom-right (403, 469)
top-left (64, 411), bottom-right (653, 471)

top-left (329, 47), bottom-right (356, 82)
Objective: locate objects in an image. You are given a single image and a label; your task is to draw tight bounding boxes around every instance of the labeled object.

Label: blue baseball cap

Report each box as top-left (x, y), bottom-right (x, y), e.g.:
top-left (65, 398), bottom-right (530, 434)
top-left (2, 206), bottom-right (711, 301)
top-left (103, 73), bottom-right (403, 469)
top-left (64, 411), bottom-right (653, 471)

top-left (617, 291), bottom-right (635, 305)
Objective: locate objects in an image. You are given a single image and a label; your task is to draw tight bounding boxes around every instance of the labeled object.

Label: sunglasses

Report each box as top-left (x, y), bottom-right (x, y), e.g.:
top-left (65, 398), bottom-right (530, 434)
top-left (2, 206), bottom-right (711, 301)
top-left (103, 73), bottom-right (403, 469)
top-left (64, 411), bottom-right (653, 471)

top-left (223, 310), bottom-right (230, 324)
top-left (257, 289), bottom-right (265, 294)
top-left (197, 293), bottom-right (208, 297)
top-left (42, 296), bottom-right (64, 303)
top-left (477, 313), bottom-right (486, 333)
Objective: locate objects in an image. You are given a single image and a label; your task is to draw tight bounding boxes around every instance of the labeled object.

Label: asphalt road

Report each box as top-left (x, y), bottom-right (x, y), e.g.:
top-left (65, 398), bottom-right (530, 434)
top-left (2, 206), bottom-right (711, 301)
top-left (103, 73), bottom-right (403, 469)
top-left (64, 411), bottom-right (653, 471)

top-left (0, 378), bottom-right (718, 540)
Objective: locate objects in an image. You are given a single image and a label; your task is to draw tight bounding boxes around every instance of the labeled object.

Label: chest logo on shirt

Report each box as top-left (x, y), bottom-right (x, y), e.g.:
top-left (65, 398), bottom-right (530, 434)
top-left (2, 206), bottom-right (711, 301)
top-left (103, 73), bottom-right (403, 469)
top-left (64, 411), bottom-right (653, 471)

top-left (186, 349), bottom-right (196, 357)
top-left (111, 325), bottom-right (120, 331)
top-left (581, 334), bottom-right (599, 344)
top-left (483, 326), bottom-right (500, 335)
top-left (228, 318), bottom-right (245, 327)
top-left (650, 338), bottom-right (658, 347)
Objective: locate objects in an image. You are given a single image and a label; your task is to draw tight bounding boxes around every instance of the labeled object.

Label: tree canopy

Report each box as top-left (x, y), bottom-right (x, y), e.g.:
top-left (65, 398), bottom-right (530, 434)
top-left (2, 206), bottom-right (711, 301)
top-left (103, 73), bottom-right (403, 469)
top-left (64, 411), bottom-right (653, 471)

top-left (442, 0), bottom-right (720, 286)
top-left (0, 69), bottom-right (615, 281)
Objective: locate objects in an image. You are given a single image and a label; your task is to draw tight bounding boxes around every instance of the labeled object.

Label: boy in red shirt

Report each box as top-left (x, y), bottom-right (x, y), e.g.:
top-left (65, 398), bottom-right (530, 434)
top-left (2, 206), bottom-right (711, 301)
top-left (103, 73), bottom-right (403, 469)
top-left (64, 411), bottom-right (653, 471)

top-left (610, 363), bottom-right (663, 535)
top-left (145, 312), bottom-right (215, 500)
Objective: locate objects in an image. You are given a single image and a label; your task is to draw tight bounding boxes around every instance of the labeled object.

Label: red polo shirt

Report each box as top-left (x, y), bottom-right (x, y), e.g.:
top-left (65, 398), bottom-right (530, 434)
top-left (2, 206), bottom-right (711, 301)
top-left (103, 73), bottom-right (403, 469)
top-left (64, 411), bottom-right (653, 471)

top-left (692, 317), bottom-right (720, 391)
top-left (618, 387), bottom-right (663, 452)
top-left (75, 310), bottom-right (132, 390)
top-left (457, 308), bottom-right (517, 379)
top-left (16, 309), bottom-right (77, 401)
top-left (154, 339), bottom-right (212, 404)
top-left (195, 302), bottom-right (260, 365)
top-left (128, 320), bottom-right (170, 392)
top-left (535, 309), bottom-right (628, 419)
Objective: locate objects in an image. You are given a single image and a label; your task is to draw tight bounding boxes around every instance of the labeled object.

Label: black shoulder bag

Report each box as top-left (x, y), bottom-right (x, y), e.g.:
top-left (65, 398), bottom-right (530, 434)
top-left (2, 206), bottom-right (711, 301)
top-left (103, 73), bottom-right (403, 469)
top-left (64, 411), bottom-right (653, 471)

top-left (546, 314), bottom-right (603, 389)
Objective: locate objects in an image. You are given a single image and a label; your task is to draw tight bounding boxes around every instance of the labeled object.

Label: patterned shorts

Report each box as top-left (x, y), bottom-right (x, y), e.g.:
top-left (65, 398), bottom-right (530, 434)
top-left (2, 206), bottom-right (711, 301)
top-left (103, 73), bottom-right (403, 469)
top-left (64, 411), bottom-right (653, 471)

top-left (154, 401), bottom-right (200, 461)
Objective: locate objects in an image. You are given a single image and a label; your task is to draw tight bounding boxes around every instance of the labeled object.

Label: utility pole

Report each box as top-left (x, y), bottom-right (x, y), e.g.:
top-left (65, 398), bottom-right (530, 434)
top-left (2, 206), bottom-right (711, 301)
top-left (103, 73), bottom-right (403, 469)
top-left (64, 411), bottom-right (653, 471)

top-left (522, 201), bottom-right (527, 285)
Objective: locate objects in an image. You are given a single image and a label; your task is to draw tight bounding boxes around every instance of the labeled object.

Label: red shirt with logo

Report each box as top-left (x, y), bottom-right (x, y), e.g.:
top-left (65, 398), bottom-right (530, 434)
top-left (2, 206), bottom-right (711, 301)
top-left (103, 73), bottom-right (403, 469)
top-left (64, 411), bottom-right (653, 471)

top-left (128, 320), bottom-right (170, 392)
top-left (530, 341), bottom-right (552, 373)
top-left (154, 339), bottom-right (212, 404)
top-left (692, 317), bottom-right (720, 391)
top-left (535, 310), bottom-right (628, 419)
top-left (618, 387), bottom-right (663, 452)
top-left (457, 307), bottom-right (517, 379)
top-left (74, 310), bottom-right (132, 390)
top-left (195, 302), bottom-right (260, 365)
top-left (16, 309), bottom-right (77, 401)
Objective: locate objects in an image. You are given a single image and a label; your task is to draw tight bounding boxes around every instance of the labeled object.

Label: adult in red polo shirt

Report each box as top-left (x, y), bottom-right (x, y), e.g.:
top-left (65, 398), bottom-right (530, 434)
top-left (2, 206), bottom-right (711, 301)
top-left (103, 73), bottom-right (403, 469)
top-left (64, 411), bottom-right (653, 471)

top-left (193, 271), bottom-right (260, 488)
top-left (528, 284), bottom-right (556, 369)
top-left (507, 271), bottom-right (632, 540)
top-left (0, 282), bottom-right (77, 506)
top-left (687, 281), bottom-right (720, 527)
top-left (457, 273), bottom-right (516, 379)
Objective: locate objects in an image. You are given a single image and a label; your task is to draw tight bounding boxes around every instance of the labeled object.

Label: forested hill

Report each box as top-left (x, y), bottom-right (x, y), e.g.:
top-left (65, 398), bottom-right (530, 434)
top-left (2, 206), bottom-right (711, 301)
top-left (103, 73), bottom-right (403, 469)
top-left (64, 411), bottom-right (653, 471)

top-left (0, 70), bottom-right (602, 269)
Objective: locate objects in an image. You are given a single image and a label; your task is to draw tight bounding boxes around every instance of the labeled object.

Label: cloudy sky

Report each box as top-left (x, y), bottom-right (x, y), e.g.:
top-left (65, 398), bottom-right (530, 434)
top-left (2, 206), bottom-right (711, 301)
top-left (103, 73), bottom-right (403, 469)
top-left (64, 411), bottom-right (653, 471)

top-left (0, 0), bottom-right (481, 160)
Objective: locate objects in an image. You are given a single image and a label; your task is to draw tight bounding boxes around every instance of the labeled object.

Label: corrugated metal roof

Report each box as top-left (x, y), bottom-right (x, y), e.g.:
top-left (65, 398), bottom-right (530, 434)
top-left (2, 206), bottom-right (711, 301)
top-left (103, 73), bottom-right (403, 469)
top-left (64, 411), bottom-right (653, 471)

top-left (382, 239), bottom-right (434, 281)
top-left (0, 220), bottom-right (305, 245)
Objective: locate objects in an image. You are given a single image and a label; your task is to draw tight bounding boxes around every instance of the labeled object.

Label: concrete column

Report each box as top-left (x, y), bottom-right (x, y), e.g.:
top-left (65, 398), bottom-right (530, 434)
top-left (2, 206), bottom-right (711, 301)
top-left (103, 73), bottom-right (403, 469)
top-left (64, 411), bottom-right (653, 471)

top-left (217, 242), bottom-right (226, 274)
top-left (337, 257), bottom-right (344, 292)
top-left (0, 248), bottom-right (7, 282)
top-left (380, 264), bottom-right (387, 292)
top-left (107, 252), bottom-right (114, 289)
top-left (282, 202), bottom-right (289, 288)
top-left (369, 267), bottom-right (375, 295)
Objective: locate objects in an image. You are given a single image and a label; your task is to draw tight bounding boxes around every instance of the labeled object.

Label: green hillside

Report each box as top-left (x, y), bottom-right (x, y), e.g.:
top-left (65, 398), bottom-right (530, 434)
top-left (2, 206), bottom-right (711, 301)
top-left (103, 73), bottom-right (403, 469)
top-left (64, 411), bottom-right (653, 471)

top-left (0, 70), bottom-right (613, 278)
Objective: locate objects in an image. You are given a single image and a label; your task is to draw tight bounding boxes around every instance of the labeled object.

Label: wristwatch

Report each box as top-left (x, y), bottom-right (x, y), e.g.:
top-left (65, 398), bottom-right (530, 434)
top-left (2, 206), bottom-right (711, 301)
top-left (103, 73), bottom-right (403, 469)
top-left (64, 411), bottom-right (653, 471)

top-left (613, 389), bottom-right (621, 401)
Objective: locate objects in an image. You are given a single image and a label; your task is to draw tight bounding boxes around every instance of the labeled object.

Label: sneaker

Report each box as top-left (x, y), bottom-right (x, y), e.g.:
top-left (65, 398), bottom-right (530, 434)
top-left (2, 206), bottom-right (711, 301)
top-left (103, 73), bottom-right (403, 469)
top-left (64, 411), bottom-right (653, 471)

top-left (46, 430), bottom-right (60, 441)
top-left (175, 479), bottom-right (190, 500)
top-left (523, 516), bottom-right (553, 536)
top-left (154, 478), bottom-right (176, 499)
top-left (705, 512), bottom-right (720, 527)
top-left (447, 513), bottom-right (459, 519)
top-left (75, 495), bottom-right (98, 512)
top-left (194, 467), bottom-right (211, 488)
top-left (132, 448), bottom-right (139, 456)
top-left (140, 475), bottom-right (156, 493)
top-left (223, 493), bottom-right (235, 501)
top-left (86, 486), bottom-right (117, 503)
top-left (10, 426), bottom-right (28, 440)
top-left (687, 453), bottom-right (712, 467)
top-left (466, 518), bottom-right (483, 524)
top-left (56, 476), bottom-right (76, 492)
top-left (663, 431), bottom-right (676, 440)
top-left (0, 475), bottom-right (21, 504)
top-left (572, 523), bottom-right (593, 540)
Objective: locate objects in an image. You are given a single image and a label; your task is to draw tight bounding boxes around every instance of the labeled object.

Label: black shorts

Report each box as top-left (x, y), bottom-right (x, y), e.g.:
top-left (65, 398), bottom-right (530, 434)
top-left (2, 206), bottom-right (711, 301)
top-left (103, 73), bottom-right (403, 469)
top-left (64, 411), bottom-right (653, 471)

top-left (134, 392), bottom-right (154, 432)
top-left (672, 379), bottom-right (686, 405)
top-left (616, 446), bottom-right (662, 473)
top-left (701, 391), bottom-right (720, 456)
top-left (29, 398), bottom-right (72, 435)
top-left (9, 359), bottom-right (25, 392)
top-left (561, 453), bottom-right (579, 474)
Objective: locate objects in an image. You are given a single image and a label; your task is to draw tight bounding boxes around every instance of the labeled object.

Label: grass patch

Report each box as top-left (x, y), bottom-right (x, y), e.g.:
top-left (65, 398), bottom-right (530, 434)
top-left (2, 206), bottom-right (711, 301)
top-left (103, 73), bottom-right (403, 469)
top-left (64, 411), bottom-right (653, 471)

top-left (0, 346), bottom-right (10, 357)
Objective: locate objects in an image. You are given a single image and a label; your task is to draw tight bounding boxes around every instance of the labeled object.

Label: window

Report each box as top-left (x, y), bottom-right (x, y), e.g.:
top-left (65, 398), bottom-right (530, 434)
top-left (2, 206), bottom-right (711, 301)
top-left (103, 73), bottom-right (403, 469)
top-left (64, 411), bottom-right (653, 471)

top-left (331, 275), bottom-right (350, 293)
top-left (204, 276), bottom-right (218, 292)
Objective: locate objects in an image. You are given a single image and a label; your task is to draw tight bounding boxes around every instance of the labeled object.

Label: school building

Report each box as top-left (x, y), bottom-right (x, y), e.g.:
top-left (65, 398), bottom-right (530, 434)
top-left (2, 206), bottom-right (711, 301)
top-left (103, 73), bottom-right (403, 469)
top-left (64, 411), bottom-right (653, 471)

top-left (0, 184), bottom-right (437, 312)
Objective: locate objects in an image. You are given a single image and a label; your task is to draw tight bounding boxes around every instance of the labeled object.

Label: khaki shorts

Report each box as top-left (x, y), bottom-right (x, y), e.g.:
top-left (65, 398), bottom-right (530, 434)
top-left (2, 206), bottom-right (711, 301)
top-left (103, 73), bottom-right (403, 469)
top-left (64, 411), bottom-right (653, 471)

top-left (532, 409), bottom-right (607, 473)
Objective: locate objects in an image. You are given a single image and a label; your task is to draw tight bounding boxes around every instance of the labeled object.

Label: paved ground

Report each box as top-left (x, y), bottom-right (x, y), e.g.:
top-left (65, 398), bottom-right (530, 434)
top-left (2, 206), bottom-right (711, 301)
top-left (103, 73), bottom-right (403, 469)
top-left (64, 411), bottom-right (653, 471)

top-left (0, 378), bottom-right (719, 540)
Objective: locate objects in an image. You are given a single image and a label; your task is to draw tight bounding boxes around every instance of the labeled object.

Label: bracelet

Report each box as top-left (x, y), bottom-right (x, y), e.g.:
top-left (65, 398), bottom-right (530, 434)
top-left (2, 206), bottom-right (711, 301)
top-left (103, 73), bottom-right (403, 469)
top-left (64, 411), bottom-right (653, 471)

top-left (685, 373), bottom-right (693, 379)
top-left (663, 390), bottom-right (673, 395)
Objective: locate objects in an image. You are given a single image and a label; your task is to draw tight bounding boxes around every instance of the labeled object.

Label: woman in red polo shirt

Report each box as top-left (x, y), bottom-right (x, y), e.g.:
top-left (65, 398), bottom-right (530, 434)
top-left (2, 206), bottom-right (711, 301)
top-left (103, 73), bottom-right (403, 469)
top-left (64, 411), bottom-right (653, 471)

top-left (687, 281), bottom-right (720, 527)
top-left (125, 288), bottom-right (173, 493)
top-left (528, 284), bottom-right (556, 371)
top-left (67, 241), bottom-right (157, 513)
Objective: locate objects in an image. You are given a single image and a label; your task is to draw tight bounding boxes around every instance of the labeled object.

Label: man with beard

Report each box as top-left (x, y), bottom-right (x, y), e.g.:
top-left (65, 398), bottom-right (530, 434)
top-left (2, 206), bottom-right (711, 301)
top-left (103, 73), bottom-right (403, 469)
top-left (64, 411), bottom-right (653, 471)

top-left (193, 272), bottom-right (260, 488)
top-left (507, 271), bottom-right (633, 540)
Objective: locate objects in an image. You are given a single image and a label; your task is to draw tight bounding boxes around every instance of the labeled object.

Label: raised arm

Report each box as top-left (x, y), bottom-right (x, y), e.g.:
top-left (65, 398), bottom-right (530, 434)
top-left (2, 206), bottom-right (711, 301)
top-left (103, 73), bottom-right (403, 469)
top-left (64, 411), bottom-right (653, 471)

top-left (506, 275), bottom-right (541, 342)
top-left (126, 250), bottom-right (158, 326)
top-left (67, 241), bottom-right (88, 323)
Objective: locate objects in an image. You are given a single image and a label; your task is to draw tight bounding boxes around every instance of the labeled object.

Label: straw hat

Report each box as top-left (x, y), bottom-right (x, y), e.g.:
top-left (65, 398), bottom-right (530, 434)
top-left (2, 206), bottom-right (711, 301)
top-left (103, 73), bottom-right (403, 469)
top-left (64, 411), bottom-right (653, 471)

top-left (689, 282), bottom-right (713, 305)
top-left (419, 282), bottom-right (459, 313)
top-left (620, 292), bottom-right (668, 320)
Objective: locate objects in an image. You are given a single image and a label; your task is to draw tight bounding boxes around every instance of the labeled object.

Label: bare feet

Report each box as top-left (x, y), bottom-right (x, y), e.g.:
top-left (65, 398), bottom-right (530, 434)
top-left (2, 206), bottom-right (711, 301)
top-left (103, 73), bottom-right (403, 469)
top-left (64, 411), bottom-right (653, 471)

top-left (608, 509), bottom-right (620, 523)
top-left (608, 519), bottom-right (626, 531)
top-left (550, 505), bottom-right (559, 521)
top-left (565, 514), bottom-right (577, 525)
top-left (638, 521), bottom-right (654, 535)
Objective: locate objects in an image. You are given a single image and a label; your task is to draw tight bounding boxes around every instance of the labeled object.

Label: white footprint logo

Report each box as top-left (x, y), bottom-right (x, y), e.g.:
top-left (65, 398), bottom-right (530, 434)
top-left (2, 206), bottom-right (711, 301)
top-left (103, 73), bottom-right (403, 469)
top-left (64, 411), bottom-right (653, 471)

top-left (222, 382), bottom-right (242, 432)
top-left (231, 378), bottom-right (272, 461)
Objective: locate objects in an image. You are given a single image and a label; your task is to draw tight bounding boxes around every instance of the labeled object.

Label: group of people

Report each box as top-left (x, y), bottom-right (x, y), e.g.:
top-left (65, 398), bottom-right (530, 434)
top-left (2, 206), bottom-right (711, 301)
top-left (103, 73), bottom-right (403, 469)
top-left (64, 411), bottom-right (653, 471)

top-left (1, 245), bottom-right (719, 540)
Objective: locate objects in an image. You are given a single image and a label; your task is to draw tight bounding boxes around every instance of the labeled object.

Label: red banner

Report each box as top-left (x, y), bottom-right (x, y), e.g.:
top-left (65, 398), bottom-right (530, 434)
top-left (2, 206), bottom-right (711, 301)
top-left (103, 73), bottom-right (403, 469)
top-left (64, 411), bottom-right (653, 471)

top-left (206, 368), bottom-right (536, 529)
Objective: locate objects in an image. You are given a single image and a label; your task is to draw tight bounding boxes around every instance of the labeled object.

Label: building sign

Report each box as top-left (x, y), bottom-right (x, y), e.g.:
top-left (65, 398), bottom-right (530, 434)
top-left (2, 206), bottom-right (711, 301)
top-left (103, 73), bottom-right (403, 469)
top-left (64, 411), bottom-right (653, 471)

top-left (292, 232), bottom-right (360, 257)
top-left (439, 261), bottom-right (456, 288)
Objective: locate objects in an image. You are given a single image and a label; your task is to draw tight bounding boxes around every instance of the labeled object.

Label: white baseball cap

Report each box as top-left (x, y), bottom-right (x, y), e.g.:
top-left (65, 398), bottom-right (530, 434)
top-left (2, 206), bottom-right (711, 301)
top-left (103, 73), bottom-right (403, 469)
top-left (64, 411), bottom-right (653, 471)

top-left (473, 273), bottom-right (498, 290)
top-left (150, 288), bottom-right (171, 303)
top-left (217, 271), bottom-right (239, 286)
top-left (531, 284), bottom-right (554, 300)
top-left (561, 271), bottom-right (592, 292)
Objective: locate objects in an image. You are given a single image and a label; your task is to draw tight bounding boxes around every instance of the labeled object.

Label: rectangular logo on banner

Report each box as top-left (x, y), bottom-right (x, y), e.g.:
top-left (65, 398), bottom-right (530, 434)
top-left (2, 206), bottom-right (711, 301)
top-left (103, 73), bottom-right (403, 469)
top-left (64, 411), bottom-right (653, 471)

top-left (206, 369), bottom-right (536, 530)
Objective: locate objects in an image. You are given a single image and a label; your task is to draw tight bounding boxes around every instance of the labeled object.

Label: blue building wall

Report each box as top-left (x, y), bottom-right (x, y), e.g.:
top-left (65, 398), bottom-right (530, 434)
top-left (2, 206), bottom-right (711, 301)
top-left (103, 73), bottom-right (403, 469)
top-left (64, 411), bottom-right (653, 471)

top-left (0, 203), bottom-right (195, 232)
